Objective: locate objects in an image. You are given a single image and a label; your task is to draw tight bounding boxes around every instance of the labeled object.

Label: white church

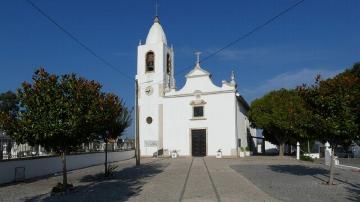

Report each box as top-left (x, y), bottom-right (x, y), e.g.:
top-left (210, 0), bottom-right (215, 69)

top-left (136, 16), bottom-right (256, 157)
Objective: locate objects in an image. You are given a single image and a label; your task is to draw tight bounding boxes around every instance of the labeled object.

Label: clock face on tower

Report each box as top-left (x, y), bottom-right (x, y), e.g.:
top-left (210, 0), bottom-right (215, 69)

top-left (145, 86), bottom-right (153, 95)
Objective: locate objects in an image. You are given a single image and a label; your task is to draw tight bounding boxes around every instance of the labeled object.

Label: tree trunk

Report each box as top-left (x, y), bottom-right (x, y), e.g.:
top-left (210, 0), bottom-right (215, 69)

top-left (328, 148), bottom-right (335, 185)
top-left (279, 142), bottom-right (285, 156)
top-left (105, 139), bottom-right (108, 176)
top-left (61, 149), bottom-right (68, 188)
top-left (6, 141), bottom-right (12, 159)
top-left (0, 140), bottom-right (3, 160)
top-left (307, 140), bottom-right (310, 153)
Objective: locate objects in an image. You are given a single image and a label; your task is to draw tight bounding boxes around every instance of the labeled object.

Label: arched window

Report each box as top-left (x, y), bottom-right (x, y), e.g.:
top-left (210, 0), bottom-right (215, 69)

top-left (166, 53), bottom-right (171, 74)
top-left (146, 51), bottom-right (155, 72)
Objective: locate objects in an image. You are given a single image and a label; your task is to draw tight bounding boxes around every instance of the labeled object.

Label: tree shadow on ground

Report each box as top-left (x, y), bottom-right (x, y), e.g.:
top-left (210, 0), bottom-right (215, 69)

top-left (24, 159), bottom-right (169, 202)
top-left (344, 183), bottom-right (360, 202)
top-left (268, 165), bottom-right (329, 176)
top-left (268, 164), bottom-right (360, 202)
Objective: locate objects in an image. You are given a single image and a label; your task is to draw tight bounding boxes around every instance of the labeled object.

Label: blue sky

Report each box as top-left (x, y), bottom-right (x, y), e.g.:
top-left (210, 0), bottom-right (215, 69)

top-left (1, 0), bottom-right (359, 137)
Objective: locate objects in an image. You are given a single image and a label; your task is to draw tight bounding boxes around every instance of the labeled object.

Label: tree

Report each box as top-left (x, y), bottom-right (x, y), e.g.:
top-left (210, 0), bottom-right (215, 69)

top-left (0, 91), bottom-right (19, 159)
top-left (0, 91), bottom-right (19, 116)
top-left (13, 68), bottom-right (102, 189)
top-left (94, 93), bottom-right (131, 176)
top-left (298, 62), bottom-right (360, 185)
top-left (348, 62), bottom-right (360, 146)
top-left (248, 89), bottom-right (312, 156)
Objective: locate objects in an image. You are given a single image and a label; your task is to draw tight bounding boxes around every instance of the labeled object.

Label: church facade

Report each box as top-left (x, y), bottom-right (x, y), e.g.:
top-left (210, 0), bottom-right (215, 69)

top-left (136, 17), bottom-right (254, 157)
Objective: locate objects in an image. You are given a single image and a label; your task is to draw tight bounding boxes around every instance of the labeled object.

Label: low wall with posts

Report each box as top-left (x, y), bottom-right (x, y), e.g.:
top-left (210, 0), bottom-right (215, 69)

top-left (0, 150), bottom-right (135, 185)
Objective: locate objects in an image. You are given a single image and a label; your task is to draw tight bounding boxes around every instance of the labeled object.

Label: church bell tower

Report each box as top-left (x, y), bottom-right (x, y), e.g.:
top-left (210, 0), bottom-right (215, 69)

top-left (136, 16), bottom-right (174, 156)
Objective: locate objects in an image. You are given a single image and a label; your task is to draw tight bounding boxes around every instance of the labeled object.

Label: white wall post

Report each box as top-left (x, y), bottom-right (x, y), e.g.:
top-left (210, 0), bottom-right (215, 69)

top-left (296, 142), bottom-right (300, 160)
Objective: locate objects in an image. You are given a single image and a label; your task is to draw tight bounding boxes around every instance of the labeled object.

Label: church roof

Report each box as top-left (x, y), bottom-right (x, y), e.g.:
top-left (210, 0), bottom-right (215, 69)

top-left (146, 16), bottom-right (167, 45)
top-left (236, 94), bottom-right (250, 110)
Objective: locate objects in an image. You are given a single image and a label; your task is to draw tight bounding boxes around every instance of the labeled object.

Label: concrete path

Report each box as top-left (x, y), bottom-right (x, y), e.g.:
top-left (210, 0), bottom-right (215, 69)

top-left (181, 158), bottom-right (219, 201)
top-left (231, 156), bottom-right (360, 202)
top-left (0, 157), bottom-right (277, 202)
top-left (4, 156), bottom-right (358, 201)
top-left (128, 157), bottom-right (276, 202)
top-left (204, 158), bottom-right (278, 202)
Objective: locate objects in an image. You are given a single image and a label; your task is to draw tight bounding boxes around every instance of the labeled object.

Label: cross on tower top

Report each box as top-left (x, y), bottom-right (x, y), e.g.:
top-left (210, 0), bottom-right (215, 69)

top-left (195, 51), bottom-right (202, 65)
top-left (155, 0), bottom-right (159, 17)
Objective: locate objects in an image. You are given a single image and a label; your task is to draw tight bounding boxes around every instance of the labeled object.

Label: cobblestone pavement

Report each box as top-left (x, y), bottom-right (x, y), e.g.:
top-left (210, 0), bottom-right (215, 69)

top-left (231, 156), bottom-right (360, 202)
top-left (0, 157), bottom-right (276, 202)
top-left (3, 156), bottom-right (357, 202)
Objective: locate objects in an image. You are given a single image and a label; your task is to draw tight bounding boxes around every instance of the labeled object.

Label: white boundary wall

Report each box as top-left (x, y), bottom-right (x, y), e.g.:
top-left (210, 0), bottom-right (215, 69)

top-left (0, 150), bottom-right (134, 185)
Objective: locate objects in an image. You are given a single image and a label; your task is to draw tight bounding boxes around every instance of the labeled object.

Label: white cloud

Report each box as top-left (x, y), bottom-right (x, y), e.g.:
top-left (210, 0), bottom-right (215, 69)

top-left (241, 68), bottom-right (343, 102)
top-left (207, 46), bottom-right (343, 67)
top-left (216, 48), bottom-right (269, 60)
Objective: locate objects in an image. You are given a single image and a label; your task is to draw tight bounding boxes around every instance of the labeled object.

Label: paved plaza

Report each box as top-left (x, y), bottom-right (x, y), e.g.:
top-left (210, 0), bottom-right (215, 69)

top-left (231, 157), bottom-right (360, 202)
top-left (0, 157), bottom-right (359, 202)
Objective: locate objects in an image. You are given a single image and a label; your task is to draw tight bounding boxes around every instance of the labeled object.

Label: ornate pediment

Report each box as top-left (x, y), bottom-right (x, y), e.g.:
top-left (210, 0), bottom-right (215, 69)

top-left (185, 63), bottom-right (211, 78)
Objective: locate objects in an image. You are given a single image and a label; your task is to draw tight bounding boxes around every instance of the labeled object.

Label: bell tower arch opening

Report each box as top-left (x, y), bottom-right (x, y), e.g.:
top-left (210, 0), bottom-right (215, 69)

top-left (146, 51), bottom-right (155, 73)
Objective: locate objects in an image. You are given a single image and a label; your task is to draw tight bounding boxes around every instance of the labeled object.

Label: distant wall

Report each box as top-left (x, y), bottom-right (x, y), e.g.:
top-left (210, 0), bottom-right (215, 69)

top-left (0, 150), bottom-right (134, 185)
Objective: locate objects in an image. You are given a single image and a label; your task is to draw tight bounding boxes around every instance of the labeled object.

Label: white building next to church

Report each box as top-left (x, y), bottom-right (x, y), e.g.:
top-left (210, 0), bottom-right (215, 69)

top-left (137, 16), bottom-right (255, 157)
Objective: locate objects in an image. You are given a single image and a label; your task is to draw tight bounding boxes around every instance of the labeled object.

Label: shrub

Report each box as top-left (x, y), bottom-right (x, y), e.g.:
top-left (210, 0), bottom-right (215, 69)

top-left (300, 155), bottom-right (314, 162)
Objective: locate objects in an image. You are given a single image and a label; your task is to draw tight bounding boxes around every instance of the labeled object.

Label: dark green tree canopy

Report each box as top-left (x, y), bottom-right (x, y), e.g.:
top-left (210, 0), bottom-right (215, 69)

top-left (14, 68), bottom-right (102, 151)
top-left (1, 68), bottom-right (132, 187)
top-left (0, 91), bottom-right (18, 117)
top-left (298, 62), bottom-right (360, 147)
top-left (0, 91), bottom-right (19, 137)
top-left (95, 93), bottom-right (132, 140)
top-left (249, 89), bottom-right (311, 140)
top-left (249, 89), bottom-right (312, 155)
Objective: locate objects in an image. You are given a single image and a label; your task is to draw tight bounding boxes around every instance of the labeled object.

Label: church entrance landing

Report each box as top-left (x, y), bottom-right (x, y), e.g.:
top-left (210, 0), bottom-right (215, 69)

top-left (191, 129), bottom-right (207, 156)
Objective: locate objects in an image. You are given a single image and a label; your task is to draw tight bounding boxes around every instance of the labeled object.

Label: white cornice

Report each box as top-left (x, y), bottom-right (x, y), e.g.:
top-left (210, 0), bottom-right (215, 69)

top-left (164, 89), bottom-right (235, 98)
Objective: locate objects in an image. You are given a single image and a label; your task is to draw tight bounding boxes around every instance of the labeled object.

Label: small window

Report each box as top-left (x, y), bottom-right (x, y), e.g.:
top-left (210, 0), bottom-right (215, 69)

top-left (146, 51), bottom-right (155, 72)
top-left (193, 106), bottom-right (204, 117)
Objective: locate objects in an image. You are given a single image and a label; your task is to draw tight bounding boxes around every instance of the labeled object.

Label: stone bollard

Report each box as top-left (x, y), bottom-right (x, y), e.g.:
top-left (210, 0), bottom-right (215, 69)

top-left (296, 142), bottom-right (300, 160)
top-left (324, 142), bottom-right (331, 166)
top-left (171, 150), bottom-right (178, 158)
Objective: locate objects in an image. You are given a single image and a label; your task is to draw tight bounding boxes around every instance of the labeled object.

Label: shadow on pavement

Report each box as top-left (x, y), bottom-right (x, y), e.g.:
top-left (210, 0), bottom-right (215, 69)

top-left (24, 160), bottom-right (168, 202)
top-left (268, 164), bottom-right (360, 202)
top-left (344, 183), bottom-right (360, 202)
top-left (268, 165), bottom-right (329, 176)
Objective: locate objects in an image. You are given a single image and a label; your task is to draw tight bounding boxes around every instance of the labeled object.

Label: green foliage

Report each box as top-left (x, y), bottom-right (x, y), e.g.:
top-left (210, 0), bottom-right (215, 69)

top-left (300, 139), bottom-right (316, 153)
top-left (51, 183), bottom-right (74, 193)
top-left (249, 89), bottom-right (312, 155)
top-left (0, 91), bottom-right (19, 117)
top-left (107, 164), bottom-right (119, 176)
top-left (13, 68), bottom-right (102, 151)
top-left (298, 62), bottom-right (360, 148)
top-left (300, 155), bottom-right (314, 162)
top-left (95, 93), bottom-right (132, 141)
top-left (1, 68), bottom-right (132, 185)
top-left (6, 68), bottom-right (133, 187)
top-left (0, 91), bottom-right (19, 143)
